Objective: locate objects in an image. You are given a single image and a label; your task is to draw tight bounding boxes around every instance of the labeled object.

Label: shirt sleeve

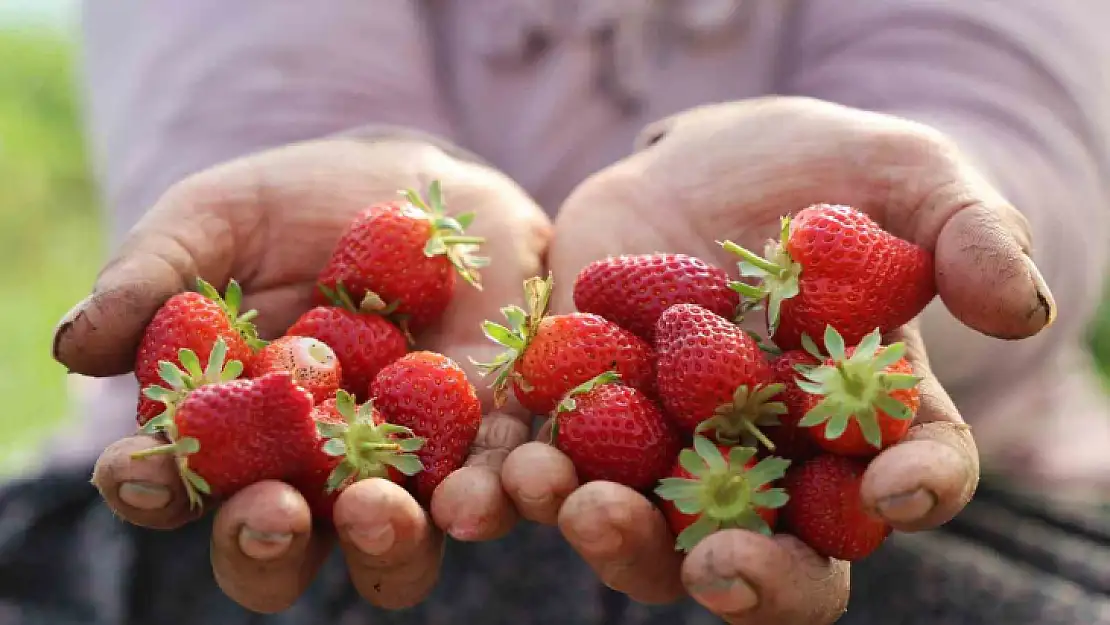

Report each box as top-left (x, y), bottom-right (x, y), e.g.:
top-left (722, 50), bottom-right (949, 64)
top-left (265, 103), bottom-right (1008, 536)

top-left (779, 0), bottom-right (1110, 397)
top-left (80, 0), bottom-right (457, 246)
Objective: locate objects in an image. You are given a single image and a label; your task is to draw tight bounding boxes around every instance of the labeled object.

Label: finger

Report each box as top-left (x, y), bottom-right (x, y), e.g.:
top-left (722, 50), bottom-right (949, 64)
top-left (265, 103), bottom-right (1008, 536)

top-left (861, 323), bottom-right (980, 531)
top-left (558, 481), bottom-right (685, 604)
top-left (334, 478), bottom-right (444, 609)
top-left (91, 435), bottom-right (199, 529)
top-left (502, 441), bottom-right (579, 525)
top-left (682, 530), bottom-right (850, 625)
top-left (211, 480), bottom-right (329, 614)
top-left (431, 409), bottom-right (531, 541)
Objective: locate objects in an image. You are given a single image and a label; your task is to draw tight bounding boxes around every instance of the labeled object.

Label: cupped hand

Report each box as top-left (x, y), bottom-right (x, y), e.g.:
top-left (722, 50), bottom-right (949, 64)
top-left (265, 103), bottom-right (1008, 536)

top-left (501, 96), bottom-right (1055, 624)
top-left (55, 136), bottom-right (551, 613)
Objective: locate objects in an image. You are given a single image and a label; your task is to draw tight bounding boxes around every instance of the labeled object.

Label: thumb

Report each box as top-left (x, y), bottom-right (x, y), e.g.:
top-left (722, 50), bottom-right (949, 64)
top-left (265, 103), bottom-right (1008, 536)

top-left (52, 179), bottom-right (236, 378)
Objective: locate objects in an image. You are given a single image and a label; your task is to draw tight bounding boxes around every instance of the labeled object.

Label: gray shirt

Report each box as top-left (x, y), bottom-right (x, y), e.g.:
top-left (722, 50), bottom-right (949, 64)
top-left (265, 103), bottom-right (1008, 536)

top-left (62, 0), bottom-right (1110, 484)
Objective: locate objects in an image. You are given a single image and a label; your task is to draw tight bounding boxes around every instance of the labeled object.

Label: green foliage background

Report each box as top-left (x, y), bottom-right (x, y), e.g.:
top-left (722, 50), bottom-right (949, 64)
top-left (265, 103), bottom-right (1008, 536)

top-left (0, 27), bottom-right (1108, 474)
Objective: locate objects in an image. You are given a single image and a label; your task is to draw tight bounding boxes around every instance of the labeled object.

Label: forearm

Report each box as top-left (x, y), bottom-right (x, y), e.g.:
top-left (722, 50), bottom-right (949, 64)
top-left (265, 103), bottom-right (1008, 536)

top-left (782, 0), bottom-right (1110, 394)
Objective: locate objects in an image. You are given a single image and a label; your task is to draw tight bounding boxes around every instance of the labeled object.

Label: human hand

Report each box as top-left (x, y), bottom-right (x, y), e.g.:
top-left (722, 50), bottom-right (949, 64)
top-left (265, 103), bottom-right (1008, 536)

top-left (54, 136), bottom-right (550, 613)
top-left (501, 97), bottom-right (1055, 623)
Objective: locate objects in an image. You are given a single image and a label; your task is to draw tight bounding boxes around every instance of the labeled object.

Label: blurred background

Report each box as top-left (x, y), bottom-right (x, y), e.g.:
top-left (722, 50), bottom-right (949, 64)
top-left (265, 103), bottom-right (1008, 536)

top-left (2, 1), bottom-right (1110, 477)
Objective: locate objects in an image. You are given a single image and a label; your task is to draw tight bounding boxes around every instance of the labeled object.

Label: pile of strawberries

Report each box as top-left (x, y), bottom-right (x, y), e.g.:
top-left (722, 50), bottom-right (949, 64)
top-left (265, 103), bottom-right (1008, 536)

top-left (130, 182), bottom-right (488, 520)
top-left (480, 203), bottom-right (936, 560)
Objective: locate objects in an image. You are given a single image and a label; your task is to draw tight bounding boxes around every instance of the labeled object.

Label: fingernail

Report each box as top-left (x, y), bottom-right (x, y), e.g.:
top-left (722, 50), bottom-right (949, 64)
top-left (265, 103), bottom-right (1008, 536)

top-left (448, 521), bottom-right (484, 542)
top-left (877, 488), bottom-right (936, 524)
top-left (515, 486), bottom-right (552, 509)
top-left (238, 527), bottom-right (293, 560)
top-left (1023, 254), bottom-right (1056, 329)
top-left (350, 523), bottom-right (396, 556)
top-left (118, 481), bottom-right (171, 510)
top-left (690, 577), bottom-right (760, 614)
top-left (571, 521), bottom-right (623, 554)
top-left (52, 295), bottom-right (91, 359)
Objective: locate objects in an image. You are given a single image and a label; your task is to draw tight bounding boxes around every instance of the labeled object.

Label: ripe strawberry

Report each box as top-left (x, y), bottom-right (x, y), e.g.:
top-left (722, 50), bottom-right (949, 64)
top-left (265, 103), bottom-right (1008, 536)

top-left (780, 454), bottom-right (892, 561)
top-left (655, 436), bottom-right (790, 552)
top-left (133, 278), bottom-right (262, 425)
top-left (722, 204), bottom-right (935, 351)
top-left (134, 359), bottom-right (317, 509)
top-left (550, 371), bottom-right (680, 490)
top-left (654, 303), bottom-right (783, 448)
top-left (314, 180), bottom-right (489, 334)
top-left (795, 326), bottom-right (921, 457)
top-left (370, 351), bottom-right (482, 503)
top-left (572, 253), bottom-right (740, 342)
top-left (286, 290), bottom-right (408, 402)
top-left (477, 275), bottom-right (655, 415)
top-left (247, 335), bottom-right (341, 403)
top-left (764, 349), bottom-right (822, 461)
top-left (292, 391), bottom-right (425, 521)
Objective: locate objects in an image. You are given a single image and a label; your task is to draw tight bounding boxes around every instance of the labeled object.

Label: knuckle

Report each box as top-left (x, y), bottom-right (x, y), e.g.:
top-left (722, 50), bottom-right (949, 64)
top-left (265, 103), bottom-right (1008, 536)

top-left (472, 414), bottom-right (529, 455)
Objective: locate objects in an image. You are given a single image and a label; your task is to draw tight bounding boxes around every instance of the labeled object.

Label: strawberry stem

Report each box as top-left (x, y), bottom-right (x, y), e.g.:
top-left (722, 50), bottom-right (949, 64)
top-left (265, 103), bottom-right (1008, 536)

top-left (472, 274), bottom-right (555, 408)
top-left (655, 436), bottom-right (791, 552)
top-left (695, 383), bottom-right (787, 452)
top-left (319, 390), bottom-right (426, 493)
top-left (795, 326), bottom-right (923, 449)
top-left (402, 179), bottom-right (489, 290)
top-left (720, 217), bottom-right (803, 332)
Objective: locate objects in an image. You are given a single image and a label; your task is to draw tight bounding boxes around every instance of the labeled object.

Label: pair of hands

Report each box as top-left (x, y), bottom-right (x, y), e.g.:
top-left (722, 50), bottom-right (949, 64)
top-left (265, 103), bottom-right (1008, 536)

top-left (56, 97), bottom-right (1055, 624)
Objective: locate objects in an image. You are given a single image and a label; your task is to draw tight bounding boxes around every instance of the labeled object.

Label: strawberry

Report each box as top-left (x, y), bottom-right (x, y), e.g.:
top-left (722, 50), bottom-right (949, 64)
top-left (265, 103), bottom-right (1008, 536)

top-left (133, 278), bottom-right (262, 425)
top-left (247, 335), bottom-right (341, 403)
top-left (722, 204), bottom-right (935, 351)
top-left (654, 303), bottom-right (783, 448)
top-left (286, 290), bottom-right (408, 402)
top-left (780, 454), bottom-right (892, 561)
top-left (795, 326), bottom-right (921, 457)
top-left (572, 253), bottom-right (740, 342)
top-left (550, 371), bottom-right (680, 490)
top-left (764, 349), bottom-right (822, 461)
top-left (314, 180), bottom-right (488, 334)
top-left (655, 436), bottom-right (790, 552)
top-left (370, 351), bottom-right (482, 503)
top-left (477, 275), bottom-right (656, 415)
top-left (292, 391), bottom-right (425, 521)
top-left (134, 351), bottom-right (317, 509)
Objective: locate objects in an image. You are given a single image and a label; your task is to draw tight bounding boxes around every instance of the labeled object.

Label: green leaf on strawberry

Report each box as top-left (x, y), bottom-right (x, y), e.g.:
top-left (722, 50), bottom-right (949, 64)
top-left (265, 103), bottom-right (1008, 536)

top-left (472, 274), bottom-right (554, 406)
top-left (695, 382), bottom-right (788, 451)
top-left (317, 390), bottom-right (426, 492)
top-left (795, 326), bottom-right (923, 449)
top-left (655, 435), bottom-right (791, 552)
top-left (140, 337), bottom-right (244, 436)
top-left (195, 277), bottom-right (268, 351)
top-left (401, 179), bottom-right (490, 289)
top-left (719, 217), bottom-right (802, 331)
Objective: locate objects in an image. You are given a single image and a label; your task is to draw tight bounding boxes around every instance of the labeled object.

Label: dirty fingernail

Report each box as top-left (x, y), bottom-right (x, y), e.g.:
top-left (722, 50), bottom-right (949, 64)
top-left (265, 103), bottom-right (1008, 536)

top-left (1023, 254), bottom-right (1056, 329)
top-left (238, 527), bottom-right (294, 560)
top-left (349, 523), bottom-right (396, 556)
top-left (690, 577), bottom-right (760, 614)
top-left (118, 481), bottom-right (172, 510)
top-left (877, 488), bottom-right (936, 524)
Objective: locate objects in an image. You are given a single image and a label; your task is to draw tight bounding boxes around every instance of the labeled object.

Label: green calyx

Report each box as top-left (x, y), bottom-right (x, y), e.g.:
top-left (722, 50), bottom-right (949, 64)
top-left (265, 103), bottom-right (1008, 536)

top-left (472, 274), bottom-right (554, 408)
top-left (655, 435), bottom-right (791, 553)
top-left (402, 179), bottom-right (490, 290)
top-left (549, 370), bottom-right (622, 443)
top-left (720, 217), bottom-right (802, 333)
top-left (795, 326), bottom-right (923, 449)
top-left (195, 277), bottom-right (267, 351)
top-left (316, 280), bottom-right (413, 345)
top-left (134, 336), bottom-right (244, 510)
top-left (317, 390), bottom-right (426, 493)
top-left (695, 383), bottom-right (787, 452)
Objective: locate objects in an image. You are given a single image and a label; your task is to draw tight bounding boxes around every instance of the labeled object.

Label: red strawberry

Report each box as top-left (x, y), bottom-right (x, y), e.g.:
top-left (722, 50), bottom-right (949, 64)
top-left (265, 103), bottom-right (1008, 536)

top-left (477, 275), bottom-right (655, 415)
top-left (133, 278), bottom-right (261, 425)
top-left (370, 351), bottom-right (482, 503)
top-left (550, 371), bottom-right (680, 490)
top-left (781, 454), bottom-right (892, 561)
top-left (654, 303), bottom-right (783, 448)
top-left (764, 349), bottom-right (822, 461)
top-left (314, 181), bottom-right (488, 334)
top-left (722, 204), bottom-right (935, 351)
top-left (247, 335), bottom-right (341, 403)
top-left (572, 253), bottom-right (740, 342)
top-left (292, 391), bottom-right (425, 521)
top-left (133, 363), bottom-right (317, 509)
top-left (795, 327), bottom-right (921, 457)
top-left (655, 436), bottom-right (790, 552)
top-left (286, 295), bottom-right (408, 402)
